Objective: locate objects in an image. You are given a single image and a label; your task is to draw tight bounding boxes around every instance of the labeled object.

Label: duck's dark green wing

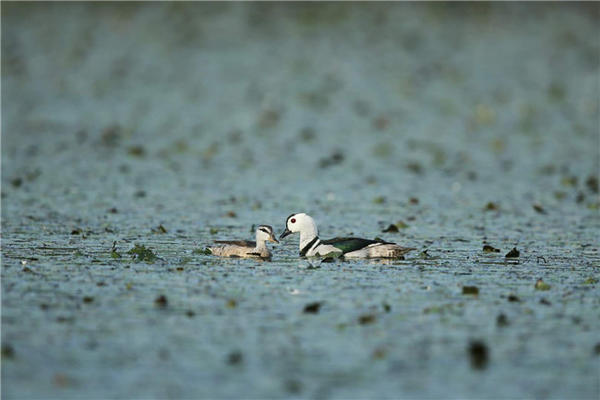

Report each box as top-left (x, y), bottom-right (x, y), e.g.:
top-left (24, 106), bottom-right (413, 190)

top-left (320, 237), bottom-right (393, 254)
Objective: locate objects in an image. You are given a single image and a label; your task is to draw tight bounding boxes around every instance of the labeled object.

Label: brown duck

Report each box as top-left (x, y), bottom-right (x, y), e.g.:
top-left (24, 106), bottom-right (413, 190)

top-left (208, 225), bottom-right (278, 259)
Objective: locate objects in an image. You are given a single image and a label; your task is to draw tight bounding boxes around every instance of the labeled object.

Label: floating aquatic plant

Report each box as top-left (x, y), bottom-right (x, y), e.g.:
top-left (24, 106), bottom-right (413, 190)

top-left (468, 340), bottom-right (489, 370)
top-left (193, 248), bottom-right (212, 255)
top-left (535, 278), bottom-right (551, 291)
top-left (127, 244), bottom-right (157, 263)
top-left (505, 248), bottom-right (520, 258)
top-left (462, 286), bottom-right (479, 296)
top-left (483, 245), bottom-right (500, 253)
top-left (303, 302), bottom-right (321, 314)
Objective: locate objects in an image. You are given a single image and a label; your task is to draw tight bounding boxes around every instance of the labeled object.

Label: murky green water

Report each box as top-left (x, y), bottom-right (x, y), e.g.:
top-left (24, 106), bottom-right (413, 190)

top-left (2, 3), bottom-right (599, 399)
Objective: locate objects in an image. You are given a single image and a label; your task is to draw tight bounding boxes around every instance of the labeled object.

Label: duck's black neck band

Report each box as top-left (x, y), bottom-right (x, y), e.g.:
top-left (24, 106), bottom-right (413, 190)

top-left (300, 237), bottom-right (319, 257)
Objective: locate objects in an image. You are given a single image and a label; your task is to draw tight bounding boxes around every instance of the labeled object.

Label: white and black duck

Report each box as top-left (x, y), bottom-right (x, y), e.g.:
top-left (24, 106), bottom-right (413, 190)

top-left (208, 225), bottom-right (278, 259)
top-left (279, 213), bottom-right (415, 259)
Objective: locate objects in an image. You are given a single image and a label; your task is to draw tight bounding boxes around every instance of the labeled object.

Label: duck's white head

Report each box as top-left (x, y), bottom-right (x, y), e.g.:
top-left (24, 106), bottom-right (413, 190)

top-left (256, 225), bottom-right (278, 244)
top-left (279, 213), bottom-right (318, 240)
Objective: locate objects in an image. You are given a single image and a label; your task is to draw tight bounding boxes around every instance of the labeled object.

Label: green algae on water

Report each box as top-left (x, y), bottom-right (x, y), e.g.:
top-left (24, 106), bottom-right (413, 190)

top-left (193, 248), bottom-right (212, 255)
top-left (127, 244), bottom-right (157, 263)
top-left (535, 278), bottom-right (551, 291)
top-left (462, 286), bottom-right (479, 296)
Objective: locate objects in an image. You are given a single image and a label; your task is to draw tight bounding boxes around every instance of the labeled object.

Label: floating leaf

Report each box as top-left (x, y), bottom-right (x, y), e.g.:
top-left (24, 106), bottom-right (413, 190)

top-left (382, 224), bottom-right (399, 233)
top-left (10, 177), bottom-right (22, 188)
top-left (1, 344), bottom-right (15, 359)
top-left (358, 314), bottom-right (376, 325)
top-left (561, 176), bottom-right (577, 187)
top-left (483, 245), bottom-right (500, 253)
top-left (468, 340), bottom-right (489, 370)
top-left (484, 202), bottom-right (499, 211)
top-left (127, 145), bottom-right (145, 157)
top-left (539, 298), bottom-right (552, 306)
top-left (496, 313), bottom-right (509, 327)
top-left (372, 347), bottom-right (387, 360)
top-left (226, 350), bottom-right (243, 365)
top-left (152, 224), bottom-right (167, 234)
top-left (585, 175), bottom-right (598, 193)
top-left (154, 295), bottom-right (168, 308)
top-left (226, 299), bottom-right (237, 309)
top-left (303, 302), bottom-right (321, 314)
top-left (507, 294), bottom-right (520, 302)
top-left (373, 196), bottom-right (386, 204)
top-left (462, 286), bottom-right (479, 296)
top-left (505, 248), bottom-right (520, 258)
top-left (127, 244), bottom-right (157, 263)
top-left (193, 248), bottom-right (212, 255)
top-left (535, 278), bottom-right (551, 291)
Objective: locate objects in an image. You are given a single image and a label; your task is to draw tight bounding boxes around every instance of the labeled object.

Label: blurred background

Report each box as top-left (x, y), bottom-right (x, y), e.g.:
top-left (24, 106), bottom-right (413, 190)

top-left (2, 3), bottom-right (599, 399)
top-left (3, 3), bottom-right (598, 218)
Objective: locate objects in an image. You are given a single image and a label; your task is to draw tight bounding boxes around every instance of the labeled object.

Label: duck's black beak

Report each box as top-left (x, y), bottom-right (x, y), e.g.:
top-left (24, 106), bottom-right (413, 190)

top-left (279, 227), bottom-right (292, 240)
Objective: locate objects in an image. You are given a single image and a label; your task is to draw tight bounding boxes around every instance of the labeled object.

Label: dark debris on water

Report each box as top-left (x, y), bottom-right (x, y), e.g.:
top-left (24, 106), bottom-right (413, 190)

top-left (382, 221), bottom-right (408, 232)
top-left (586, 175), bottom-right (598, 193)
top-left (507, 294), bottom-right (521, 302)
top-left (483, 245), bottom-right (500, 253)
top-left (462, 286), bottom-right (479, 296)
top-left (484, 202), bottom-right (499, 211)
top-left (382, 224), bottom-right (399, 233)
top-left (468, 340), bottom-right (489, 370)
top-left (505, 247), bottom-right (520, 258)
top-left (539, 298), bottom-right (552, 306)
top-left (358, 314), bottom-right (376, 325)
top-left (303, 302), bottom-right (322, 314)
top-left (496, 313), bottom-right (509, 327)
top-left (318, 150), bottom-right (345, 169)
top-left (226, 350), bottom-right (243, 365)
top-left (151, 224), bottom-right (168, 234)
top-left (110, 241), bottom-right (121, 259)
top-left (1, 344), bottom-right (15, 359)
top-left (154, 295), bottom-right (168, 308)
top-left (193, 248), bottom-right (212, 255)
top-left (535, 278), bottom-right (551, 291)
top-left (582, 277), bottom-right (597, 285)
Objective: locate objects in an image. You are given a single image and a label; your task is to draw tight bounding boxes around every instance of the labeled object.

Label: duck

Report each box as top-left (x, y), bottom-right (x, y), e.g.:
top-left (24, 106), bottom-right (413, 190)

top-left (279, 213), bottom-right (415, 259)
top-left (207, 225), bottom-right (278, 259)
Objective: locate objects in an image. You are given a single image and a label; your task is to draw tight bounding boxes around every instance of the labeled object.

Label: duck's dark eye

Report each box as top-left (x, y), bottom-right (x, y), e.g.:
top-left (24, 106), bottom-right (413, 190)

top-left (290, 218), bottom-right (296, 224)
